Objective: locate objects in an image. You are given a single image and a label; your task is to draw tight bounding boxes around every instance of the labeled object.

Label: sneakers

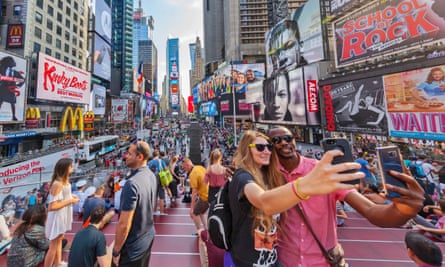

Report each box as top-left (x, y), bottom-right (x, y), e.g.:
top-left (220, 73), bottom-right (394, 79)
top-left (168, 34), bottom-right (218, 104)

top-left (58, 261), bottom-right (68, 267)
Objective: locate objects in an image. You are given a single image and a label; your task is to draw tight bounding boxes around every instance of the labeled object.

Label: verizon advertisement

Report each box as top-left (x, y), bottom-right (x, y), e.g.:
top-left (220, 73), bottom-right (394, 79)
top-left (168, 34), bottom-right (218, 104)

top-left (383, 65), bottom-right (445, 140)
top-left (36, 53), bottom-right (91, 104)
top-left (323, 77), bottom-right (388, 134)
top-left (333, 0), bottom-right (445, 67)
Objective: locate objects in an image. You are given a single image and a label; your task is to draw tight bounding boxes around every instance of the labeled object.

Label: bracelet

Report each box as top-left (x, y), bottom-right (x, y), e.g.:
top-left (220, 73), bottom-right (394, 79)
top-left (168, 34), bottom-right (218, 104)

top-left (112, 249), bottom-right (120, 257)
top-left (293, 179), bottom-right (310, 200)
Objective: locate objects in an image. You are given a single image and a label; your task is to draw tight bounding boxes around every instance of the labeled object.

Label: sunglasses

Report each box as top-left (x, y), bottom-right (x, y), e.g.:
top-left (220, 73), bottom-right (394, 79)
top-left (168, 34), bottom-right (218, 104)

top-left (248, 143), bottom-right (273, 152)
top-left (271, 135), bottom-right (293, 144)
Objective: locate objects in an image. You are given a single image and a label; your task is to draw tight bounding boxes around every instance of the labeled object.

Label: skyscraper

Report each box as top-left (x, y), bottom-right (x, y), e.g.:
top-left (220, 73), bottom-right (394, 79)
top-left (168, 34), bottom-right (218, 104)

top-left (111, 0), bottom-right (133, 94)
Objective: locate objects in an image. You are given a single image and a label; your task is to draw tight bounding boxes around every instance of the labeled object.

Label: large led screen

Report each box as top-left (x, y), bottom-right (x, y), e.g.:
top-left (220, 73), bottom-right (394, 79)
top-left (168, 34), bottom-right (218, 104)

top-left (333, 0), bottom-right (445, 67)
top-left (93, 34), bottom-right (111, 81)
top-left (383, 65), bottom-right (445, 140)
top-left (0, 51), bottom-right (27, 122)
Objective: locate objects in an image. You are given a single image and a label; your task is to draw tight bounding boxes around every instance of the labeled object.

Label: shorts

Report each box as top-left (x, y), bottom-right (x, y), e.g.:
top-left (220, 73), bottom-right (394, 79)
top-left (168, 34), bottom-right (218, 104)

top-left (193, 197), bottom-right (209, 215)
top-left (157, 184), bottom-right (166, 200)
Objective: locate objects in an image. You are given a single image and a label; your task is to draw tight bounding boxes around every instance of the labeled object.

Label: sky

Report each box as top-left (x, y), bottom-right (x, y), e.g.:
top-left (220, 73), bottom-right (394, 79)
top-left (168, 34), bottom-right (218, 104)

top-left (138, 0), bottom-right (203, 98)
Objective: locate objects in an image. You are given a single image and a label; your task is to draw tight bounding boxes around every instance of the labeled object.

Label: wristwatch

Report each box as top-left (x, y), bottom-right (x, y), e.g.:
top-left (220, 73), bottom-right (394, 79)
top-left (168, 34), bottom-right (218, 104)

top-left (112, 249), bottom-right (120, 257)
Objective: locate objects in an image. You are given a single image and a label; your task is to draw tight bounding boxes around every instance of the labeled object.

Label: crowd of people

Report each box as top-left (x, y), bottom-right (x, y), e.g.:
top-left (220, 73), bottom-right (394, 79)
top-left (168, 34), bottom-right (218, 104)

top-left (1, 120), bottom-right (445, 266)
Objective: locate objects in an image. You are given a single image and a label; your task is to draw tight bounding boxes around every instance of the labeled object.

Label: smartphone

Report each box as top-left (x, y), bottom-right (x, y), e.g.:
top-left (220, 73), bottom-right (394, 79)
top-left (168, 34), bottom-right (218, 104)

top-left (376, 146), bottom-right (407, 198)
top-left (321, 138), bottom-right (359, 184)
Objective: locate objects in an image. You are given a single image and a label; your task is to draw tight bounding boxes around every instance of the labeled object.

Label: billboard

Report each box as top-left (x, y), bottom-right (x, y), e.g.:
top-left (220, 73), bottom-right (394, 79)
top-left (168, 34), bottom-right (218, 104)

top-left (93, 0), bottom-right (112, 44)
top-left (0, 51), bottom-right (27, 122)
top-left (333, 0), bottom-right (445, 67)
top-left (93, 34), bottom-right (111, 81)
top-left (291, 0), bottom-right (325, 65)
top-left (323, 77), bottom-right (387, 134)
top-left (111, 99), bottom-right (128, 122)
top-left (218, 93), bottom-right (251, 116)
top-left (6, 24), bottom-right (24, 48)
top-left (383, 65), bottom-right (445, 140)
top-left (91, 84), bottom-right (106, 115)
top-left (260, 68), bottom-right (307, 125)
top-left (303, 65), bottom-right (322, 126)
top-left (36, 53), bottom-right (91, 104)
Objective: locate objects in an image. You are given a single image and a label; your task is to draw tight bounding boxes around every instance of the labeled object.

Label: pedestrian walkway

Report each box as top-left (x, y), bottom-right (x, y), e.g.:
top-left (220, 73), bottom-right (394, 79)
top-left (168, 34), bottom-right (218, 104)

top-left (1, 201), bottom-right (445, 266)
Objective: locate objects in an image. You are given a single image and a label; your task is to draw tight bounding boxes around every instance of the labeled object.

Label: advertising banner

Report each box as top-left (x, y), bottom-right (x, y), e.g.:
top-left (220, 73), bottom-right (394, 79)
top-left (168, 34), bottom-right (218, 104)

top-left (303, 65), bottom-right (322, 126)
top-left (36, 53), bottom-right (91, 104)
top-left (330, 0), bottom-right (365, 14)
top-left (333, 0), bottom-right (445, 67)
top-left (291, 0), bottom-right (325, 65)
top-left (91, 84), bottom-right (106, 115)
top-left (111, 99), bottom-right (128, 122)
top-left (60, 106), bottom-right (84, 132)
top-left (93, 34), bottom-right (111, 81)
top-left (211, 62), bottom-right (265, 97)
top-left (323, 77), bottom-right (387, 134)
top-left (260, 68), bottom-right (307, 125)
top-left (383, 65), bottom-right (445, 140)
top-left (93, 0), bottom-right (112, 44)
top-left (0, 51), bottom-right (27, 122)
top-left (6, 24), bottom-right (24, 48)
top-left (199, 100), bottom-right (218, 116)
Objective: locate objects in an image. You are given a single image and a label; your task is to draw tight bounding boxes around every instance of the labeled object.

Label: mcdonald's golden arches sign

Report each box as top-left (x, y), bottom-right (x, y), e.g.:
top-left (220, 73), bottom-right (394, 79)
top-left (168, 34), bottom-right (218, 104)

top-left (7, 24), bottom-right (24, 48)
top-left (60, 106), bottom-right (84, 132)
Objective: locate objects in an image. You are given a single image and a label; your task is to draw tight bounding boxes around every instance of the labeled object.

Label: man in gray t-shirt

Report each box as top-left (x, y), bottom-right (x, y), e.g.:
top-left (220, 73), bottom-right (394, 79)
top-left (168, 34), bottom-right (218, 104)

top-left (112, 141), bottom-right (157, 267)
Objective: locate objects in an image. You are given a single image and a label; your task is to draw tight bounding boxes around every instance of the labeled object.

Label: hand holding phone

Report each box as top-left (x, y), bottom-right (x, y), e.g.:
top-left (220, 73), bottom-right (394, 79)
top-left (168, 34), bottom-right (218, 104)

top-left (376, 146), bottom-right (408, 198)
top-left (321, 138), bottom-right (360, 184)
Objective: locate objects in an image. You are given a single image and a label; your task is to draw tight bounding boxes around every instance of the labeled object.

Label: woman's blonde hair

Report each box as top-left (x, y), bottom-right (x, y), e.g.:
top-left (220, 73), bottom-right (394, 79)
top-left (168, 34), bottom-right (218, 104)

top-left (233, 130), bottom-right (284, 234)
top-left (209, 149), bottom-right (223, 166)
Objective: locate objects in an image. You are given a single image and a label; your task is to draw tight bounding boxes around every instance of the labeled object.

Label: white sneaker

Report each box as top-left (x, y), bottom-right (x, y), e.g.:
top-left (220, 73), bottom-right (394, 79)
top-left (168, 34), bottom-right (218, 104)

top-left (153, 211), bottom-right (161, 215)
top-left (58, 261), bottom-right (68, 267)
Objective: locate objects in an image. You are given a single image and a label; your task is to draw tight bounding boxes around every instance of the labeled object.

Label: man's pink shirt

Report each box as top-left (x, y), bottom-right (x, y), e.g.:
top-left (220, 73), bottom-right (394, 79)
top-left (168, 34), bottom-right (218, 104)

top-left (278, 156), bottom-right (353, 267)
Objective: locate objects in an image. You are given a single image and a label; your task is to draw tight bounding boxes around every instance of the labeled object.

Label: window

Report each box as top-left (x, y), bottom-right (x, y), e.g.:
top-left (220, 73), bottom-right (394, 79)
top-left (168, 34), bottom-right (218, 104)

top-left (56, 26), bottom-right (62, 35)
top-left (73, 25), bottom-right (77, 34)
top-left (55, 52), bottom-right (61, 59)
top-left (65, 30), bottom-right (70, 41)
top-left (36, 0), bottom-right (43, 8)
top-left (45, 48), bottom-right (52, 55)
top-left (1, 6), bottom-right (6, 16)
top-left (73, 13), bottom-right (77, 22)
top-left (35, 12), bottom-right (43, 23)
top-left (66, 7), bottom-right (70, 16)
top-left (74, 2), bottom-right (78, 10)
top-left (47, 19), bottom-right (53, 30)
top-left (72, 36), bottom-right (77, 45)
top-left (56, 39), bottom-right (61, 49)
top-left (46, 33), bottom-right (52, 44)
top-left (72, 48), bottom-right (76, 57)
top-left (33, 43), bottom-right (41, 52)
top-left (47, 6), bottom-right (54, 16)
top-left (64, 44), bottom-right (69, 53)
top-left (58, 0), bottom-right (63, 9)
top-left (65, 19), bottom-right (70, 28)
top-left (13, 5), bottom-right (22, 16)
top-left (57, 12), bottom-right (62, 22)
top-left (64, 56), bottom-right (69, 63)
top-left (35, 27), bottom-right (42, 38)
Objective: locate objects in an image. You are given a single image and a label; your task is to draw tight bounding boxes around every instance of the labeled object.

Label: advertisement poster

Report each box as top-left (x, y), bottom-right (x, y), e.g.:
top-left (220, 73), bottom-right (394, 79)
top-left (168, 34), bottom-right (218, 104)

top-left (206, 63), bottom-right (265, 98)
top-left (333, 0), bottom-right (445, 67)
top-left (111, 99), bottom-right (128, 122)
top-left (323, 77), bottom-right (387, 134)
top-left (291, 0), bottom-right (325, 65)
top-left (260, 68), bottom-right (307, 125)
top-left (91, 84), bottom-right (106, 115)
top-left (93, 0), bottom-right (112, 44)
top-left (0, 51), bottom-right (27, 122)
top-left (383, 65), bottom-right (445, 140)
top-left (93, 34), bottom-right (111, 81)
top-left (36, 52), bottom-right (91, 104)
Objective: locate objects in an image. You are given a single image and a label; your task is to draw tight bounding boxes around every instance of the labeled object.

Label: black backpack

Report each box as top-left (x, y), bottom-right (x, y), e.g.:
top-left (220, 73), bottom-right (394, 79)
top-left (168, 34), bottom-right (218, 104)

top-left (207, 169), bottom-right (246, 250)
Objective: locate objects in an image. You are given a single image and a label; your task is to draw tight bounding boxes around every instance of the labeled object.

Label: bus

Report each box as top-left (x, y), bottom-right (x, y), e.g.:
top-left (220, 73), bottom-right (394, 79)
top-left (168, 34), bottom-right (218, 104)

top-left (78, 135), bottom-right (119, 162)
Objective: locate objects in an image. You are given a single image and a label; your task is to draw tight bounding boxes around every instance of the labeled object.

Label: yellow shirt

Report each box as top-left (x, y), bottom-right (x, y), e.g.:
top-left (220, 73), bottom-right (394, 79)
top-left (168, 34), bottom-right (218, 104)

top-left (189, 165), bottom-right (208, 202)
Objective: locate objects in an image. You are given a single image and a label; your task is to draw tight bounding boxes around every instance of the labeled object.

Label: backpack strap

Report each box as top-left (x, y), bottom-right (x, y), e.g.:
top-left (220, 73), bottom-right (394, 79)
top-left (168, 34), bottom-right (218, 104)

top-left (229, 169), bottom-right (249, 249)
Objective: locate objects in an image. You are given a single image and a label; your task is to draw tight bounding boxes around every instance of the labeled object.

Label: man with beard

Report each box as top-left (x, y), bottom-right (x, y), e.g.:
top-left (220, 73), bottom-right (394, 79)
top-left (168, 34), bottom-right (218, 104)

top-left (268, 126), bottom-right (425, 267)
